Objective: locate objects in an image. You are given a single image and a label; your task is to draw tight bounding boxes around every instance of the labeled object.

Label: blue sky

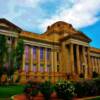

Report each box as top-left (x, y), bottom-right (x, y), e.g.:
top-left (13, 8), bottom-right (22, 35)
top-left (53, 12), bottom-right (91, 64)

top-left (0, 0), bottom-right (100, 48)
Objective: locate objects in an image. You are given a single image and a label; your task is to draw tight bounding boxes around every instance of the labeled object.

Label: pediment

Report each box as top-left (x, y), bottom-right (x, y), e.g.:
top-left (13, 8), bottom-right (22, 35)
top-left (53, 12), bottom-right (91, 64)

top-left (71, 32), bottom-right (92, 43)
top-left (0, 18), bottom-right (22, 32)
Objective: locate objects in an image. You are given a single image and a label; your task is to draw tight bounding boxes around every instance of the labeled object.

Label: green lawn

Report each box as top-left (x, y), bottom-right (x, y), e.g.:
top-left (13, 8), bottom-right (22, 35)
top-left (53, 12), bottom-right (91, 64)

top-left (0, 85), bottom-right (24, 98)
top-left (86, 96), bottom-right (100, 100)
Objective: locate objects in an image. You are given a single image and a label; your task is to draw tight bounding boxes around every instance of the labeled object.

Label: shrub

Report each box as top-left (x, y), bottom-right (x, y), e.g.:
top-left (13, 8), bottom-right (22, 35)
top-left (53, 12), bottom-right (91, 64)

top-left (74, 78), bottom-right (100, 98)
top-left (30, 82), bottom-right (39, 96)
top-left (93, 77), bottom-right (100, 95)
top-left (39, 81), bottom-right (54, 100)
top-left (24, 82), bottom-right (39, 96)
top-left (79, 73), bottom-right (84, 78)
top-left (92, 71), bottom-right (99, 78)
top-left (23, 84), bottom-right (32, 94)
top-left (55, 80), bottom-right (75, 100)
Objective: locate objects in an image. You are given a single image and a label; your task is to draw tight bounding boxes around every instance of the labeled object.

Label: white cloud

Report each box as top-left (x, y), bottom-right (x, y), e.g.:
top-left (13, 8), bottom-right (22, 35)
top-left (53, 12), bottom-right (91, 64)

top-left (0, 0), bottom-right (100, 33)
top-left (40, 0), bottom-right (100, 32)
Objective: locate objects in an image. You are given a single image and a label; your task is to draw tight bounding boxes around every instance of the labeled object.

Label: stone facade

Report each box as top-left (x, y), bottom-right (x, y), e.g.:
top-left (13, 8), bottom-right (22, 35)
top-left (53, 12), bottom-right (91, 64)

top-left (0, 18), bottom-right (100, 83)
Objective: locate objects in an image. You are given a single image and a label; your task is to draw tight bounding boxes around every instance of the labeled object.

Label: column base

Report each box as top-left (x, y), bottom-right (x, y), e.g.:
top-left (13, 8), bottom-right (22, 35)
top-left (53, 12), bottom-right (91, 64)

top-left (28, 71), bottom-right (34, 81)
top-left (71, 73), bottom-right (79, 80)
top-left (49, 72), bottom-right (55, 83)
top-left (13, 70), bottom-right (19, 83)
top-left (19, 71), bottom-right (27, 84)
top-left (44, 72), bottom-right (49, 82)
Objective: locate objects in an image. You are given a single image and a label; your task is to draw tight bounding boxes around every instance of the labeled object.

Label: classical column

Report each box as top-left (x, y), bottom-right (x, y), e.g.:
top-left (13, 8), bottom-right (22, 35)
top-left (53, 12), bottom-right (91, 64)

top-left (51, 50), bottom-right (54, 72)
top-left (51, 50), bottom-right (55, 83)
top-left (22, 53), bottom-right (25, 71)
top-left (28, 47), bottom-right (34, 80)
top-left (94, 57), bottom-right (97, 72)
top-left (37, 47), bottom-right (40, 72)
top-left (93, 57), bottom-right (96, 71)
top-left (91, 57), bottom-right (94, 72)
top-left (96, 58), bottom-right (99, 73)
top-left (53, 49), bottom-right (57, 72)
top-left (87, 47), bottom-right (92, 76)
top-left (70, 44), bottom-right (74, 74)
top-left (97, 58), bottom-right (100, 73)
top-left (98, 58), bottom-right (100, 74)
top-left (44, 48), bottom-right (47, 72)
top-left (82, 46), bottom-right (88, 78)
top-left (20, 51), bottom-right (27, 84)
top-left (29, 47), bottom-right (33, 71)
top-left (76, 45), bottom-right (81, 75)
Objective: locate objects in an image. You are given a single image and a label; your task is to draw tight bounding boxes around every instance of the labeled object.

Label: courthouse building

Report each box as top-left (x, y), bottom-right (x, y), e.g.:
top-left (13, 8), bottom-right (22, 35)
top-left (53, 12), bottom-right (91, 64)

top-left (0, 18), bottom-right (100, 83)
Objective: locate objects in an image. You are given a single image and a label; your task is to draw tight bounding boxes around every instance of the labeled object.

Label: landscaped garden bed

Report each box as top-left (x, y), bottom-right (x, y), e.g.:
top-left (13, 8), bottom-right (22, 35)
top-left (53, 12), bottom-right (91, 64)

top-left (0, 77), bottom-right (100, 100)
top-left (16, 77), bottom-right (100, 100)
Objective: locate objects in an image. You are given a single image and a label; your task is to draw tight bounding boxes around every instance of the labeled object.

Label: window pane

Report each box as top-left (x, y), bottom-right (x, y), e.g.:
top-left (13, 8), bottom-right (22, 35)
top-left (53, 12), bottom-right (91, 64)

top-left (25, 46), bottom-right (29, 62)
top-left (33, 64), bottom-right (37, 72)
top-left (33, 47), bottom-right (36, 60)
top-left (40, 47), bottom-right (44, 60)
top-left (40, 64), bottom-right (44, 72)
top-left (47, 48), bottom-right (51, 60)
top-left (25, 64), bottom-right (29, 73)
top-left (47, 65), bottom-right (51, 72)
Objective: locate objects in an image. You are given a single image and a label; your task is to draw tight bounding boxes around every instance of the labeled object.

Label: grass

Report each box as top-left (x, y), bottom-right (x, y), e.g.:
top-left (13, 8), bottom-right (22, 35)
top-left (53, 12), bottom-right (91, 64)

top-left (0, 85), bottom-right (25, 98)
top-left (86, 96), bottom-right (100, 100)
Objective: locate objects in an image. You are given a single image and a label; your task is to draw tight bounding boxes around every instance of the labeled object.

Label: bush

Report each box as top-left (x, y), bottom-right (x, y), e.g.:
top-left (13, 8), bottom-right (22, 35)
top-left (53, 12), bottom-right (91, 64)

top-left (93, 78), bottom-right (100, 95)
top-left (74, 80), bottom-right (98, 97)
top-left (79, 73), bottom-right (84, 78)
top-left (39, 81), bottom-right (54, 100)
top-left (92, 71), bottom-right (99, 78)
top-left (24, 82), bottom-right (39, 96)
top-left (55, 80), bottom-right (75, 100)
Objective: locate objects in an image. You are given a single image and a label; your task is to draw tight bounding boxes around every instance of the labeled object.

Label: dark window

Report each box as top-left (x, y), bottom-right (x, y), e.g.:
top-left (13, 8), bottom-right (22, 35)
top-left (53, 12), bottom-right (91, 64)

top-left (57, 52), bottom-right (59, 62)
top-left (47, 65), bottom-right (51, 72)
top-left (57, 65), bottom-right (59, 72)
top-left (40, 47), bottom-right (44, 60)
top-left (25, 46), bottom-right (29, 62)
top-left (47, 48), bottom-right (51, 60)
top-left (33, 47), bottom-right (37, 60)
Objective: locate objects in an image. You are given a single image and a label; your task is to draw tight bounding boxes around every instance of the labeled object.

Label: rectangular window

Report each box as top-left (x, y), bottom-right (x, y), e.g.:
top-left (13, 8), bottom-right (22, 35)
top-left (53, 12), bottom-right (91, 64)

top-left (25, 45), bottom-right (29, 63)
top-left (57, 65), bottom-right (60, 72)
top-left (57, 52), bottom-right (59, 62)
top-left (40, 47), bottom-right (44, 61)
top-left (40, 64), bottom-right (44, 72)
top-left (47, 48), bottom-right (51, 61)
top-left (47, 65), bottom-right (51, 72)
top-left (25, 64), bottom-right (29, 73)
top-left (33, 64), bottom-right (37, 72)
top-left (33, 47), bottom-right (37, 60)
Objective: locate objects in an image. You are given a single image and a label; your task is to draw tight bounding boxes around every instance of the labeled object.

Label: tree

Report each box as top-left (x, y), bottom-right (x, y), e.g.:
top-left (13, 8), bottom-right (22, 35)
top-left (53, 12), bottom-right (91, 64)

top-left (0, 35), bottom-right (8, 68)
top-left (0, 35), bottom-right (8, 83)
top-left (15, 39), bottom-right (24, 70)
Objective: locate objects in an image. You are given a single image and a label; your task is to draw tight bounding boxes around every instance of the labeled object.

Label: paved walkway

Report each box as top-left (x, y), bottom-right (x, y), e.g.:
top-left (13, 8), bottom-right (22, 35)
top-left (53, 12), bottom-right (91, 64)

top-left (13, 94), bottom-right (100, 100)
top-left (12, 94), bottom-right (27, 100)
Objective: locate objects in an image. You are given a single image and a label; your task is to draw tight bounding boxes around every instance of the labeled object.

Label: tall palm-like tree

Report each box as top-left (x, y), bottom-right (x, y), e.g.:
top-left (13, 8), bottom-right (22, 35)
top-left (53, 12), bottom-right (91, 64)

top-left (0, 35), bottom-right (8, 77)
top-left (15, 39), bottom-right (24, 70)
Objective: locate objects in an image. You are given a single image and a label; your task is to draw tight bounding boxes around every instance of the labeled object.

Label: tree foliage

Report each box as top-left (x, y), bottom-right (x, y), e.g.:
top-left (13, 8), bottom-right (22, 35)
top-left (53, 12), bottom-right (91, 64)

top-left (15, 39), bottom-right (24, 70)
top-left (0, 35), bottom-right (8, 67)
